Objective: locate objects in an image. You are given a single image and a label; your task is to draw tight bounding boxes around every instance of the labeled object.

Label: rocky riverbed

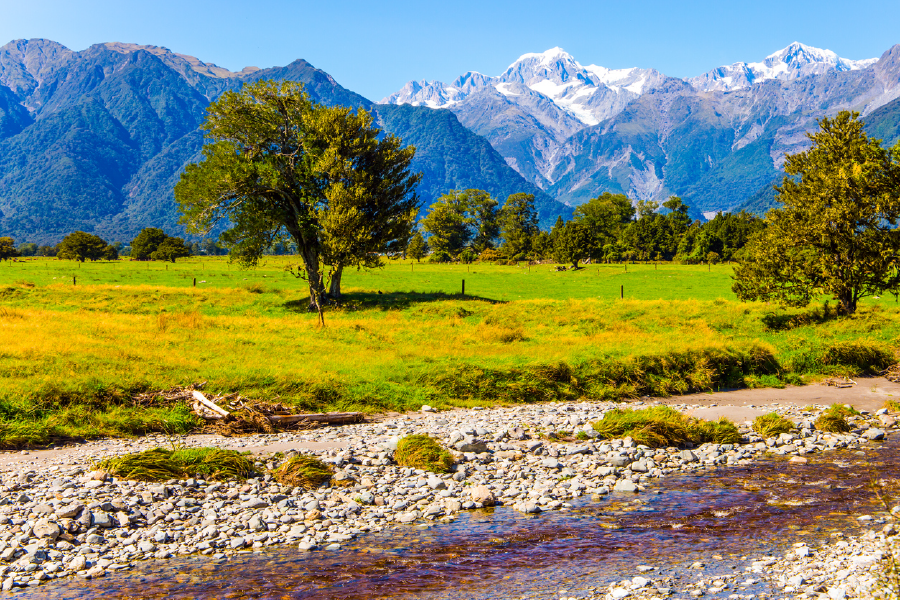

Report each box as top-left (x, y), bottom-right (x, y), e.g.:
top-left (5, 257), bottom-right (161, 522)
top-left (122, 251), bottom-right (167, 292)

top-left (0, 400), bottom-right (895, 595)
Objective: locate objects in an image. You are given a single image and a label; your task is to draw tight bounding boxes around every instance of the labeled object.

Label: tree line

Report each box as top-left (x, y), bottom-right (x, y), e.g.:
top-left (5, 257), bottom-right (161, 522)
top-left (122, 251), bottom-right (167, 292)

top-left (410, 189), bottom-right (764, 267)
top-left (1, 228), bottom-right (202, 262)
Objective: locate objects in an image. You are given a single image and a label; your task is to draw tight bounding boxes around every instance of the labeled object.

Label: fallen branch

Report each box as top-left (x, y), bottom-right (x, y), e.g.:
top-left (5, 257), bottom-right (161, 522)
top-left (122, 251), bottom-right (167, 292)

top-left (268, 412), bottom-right (364, 425)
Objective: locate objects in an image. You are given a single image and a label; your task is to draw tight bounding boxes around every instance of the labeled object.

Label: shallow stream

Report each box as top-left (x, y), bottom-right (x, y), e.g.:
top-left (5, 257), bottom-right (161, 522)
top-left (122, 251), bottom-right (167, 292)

top-left (21, 440), bottom-right (900, 599)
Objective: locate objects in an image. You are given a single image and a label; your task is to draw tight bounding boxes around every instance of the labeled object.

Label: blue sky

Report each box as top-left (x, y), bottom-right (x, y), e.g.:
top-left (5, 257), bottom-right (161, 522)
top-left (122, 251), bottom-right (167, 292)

top-left (3, 0), bottom-right (899, 101)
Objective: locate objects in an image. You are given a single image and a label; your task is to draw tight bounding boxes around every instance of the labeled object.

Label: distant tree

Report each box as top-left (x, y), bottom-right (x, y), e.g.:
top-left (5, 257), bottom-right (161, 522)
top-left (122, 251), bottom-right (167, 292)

top-left (57, 231), bottom-right (110, 262)
top-left (573, 192), bottom-right (635, 258)
top-left (499, 193), bottom-right (539, 259)
top-left (553, 221), bottom-right (593, 269)
top-left (17, 242), bottom-right (37, 257)
top-left (130, 227), bottom-right (169, 260)
top-left (406, 232), bottom-right (428, 262)
top-left (103, 244), bottom-right (119, 261)
top-left (37, 245), bottom-right (57, 257)
top-left (200, 239), bottom-right (226, 256)
top-left (734, 111), bottom-right (900, 315)
top-left (0, 237), bottom-right (19, 261)
top-left (530, 231), bottom-right (554, 260)
top-left (150, 237), bottom-right (191, 262)
top-left (421, 189), bottom-right (499, 255)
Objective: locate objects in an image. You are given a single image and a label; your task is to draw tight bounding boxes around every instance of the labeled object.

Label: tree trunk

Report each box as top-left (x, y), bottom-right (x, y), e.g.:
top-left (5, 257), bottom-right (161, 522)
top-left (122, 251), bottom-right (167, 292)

top-left (298, 245), bottom-right (325, 323)
top-left (328, 266), bottom-right (343, 300)
top-left (837, 289), bottom-right (857, 315)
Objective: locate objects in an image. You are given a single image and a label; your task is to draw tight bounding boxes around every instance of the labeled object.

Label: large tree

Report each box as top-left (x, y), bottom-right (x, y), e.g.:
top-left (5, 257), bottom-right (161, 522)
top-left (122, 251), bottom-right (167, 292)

top-left (498, 192), bottom-right (539, 259)
top-left (0, 237), bottom-right (19, 261)
top-left (733, 111), bottom-right (900, 315)
top-left (130, 228), bottom-right (169, 260)
top-left (175, 80), bottom-right (420, 322)
top-left (573, 192), bottom-right (635, 259)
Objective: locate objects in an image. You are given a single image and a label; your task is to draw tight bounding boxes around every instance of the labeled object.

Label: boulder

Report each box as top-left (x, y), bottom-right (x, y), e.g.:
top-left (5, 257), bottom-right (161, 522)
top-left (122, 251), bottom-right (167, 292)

top-left (469, 485), bottom-right (496, 506)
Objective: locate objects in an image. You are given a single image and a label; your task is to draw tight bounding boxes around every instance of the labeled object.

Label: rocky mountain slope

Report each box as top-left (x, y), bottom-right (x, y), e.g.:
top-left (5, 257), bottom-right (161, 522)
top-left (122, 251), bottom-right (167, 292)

top-left (0, 40), bottom-right (564, 244)
top-left (383, 43), bottom-right (900, 217)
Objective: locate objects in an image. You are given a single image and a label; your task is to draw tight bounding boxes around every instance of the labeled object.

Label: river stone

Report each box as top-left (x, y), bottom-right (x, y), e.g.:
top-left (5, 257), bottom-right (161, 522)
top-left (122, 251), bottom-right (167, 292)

top-left (241, 498), bottom-right (268, 510)
top-left (92, 511), bottom-right (113, 528)
top-left (298, 541), bottom-right (317, 551)
top-left (426, 477), bottom-right (446, 490)
top-left (69, 555), bottom-right (86, 571)
top-left (457, 441), bottom-right (489, 454)
top-left (614, 480), bottom-right (638, 493)
top-left (248, 515), bottom-right (265, 532)
top-left (229, 537), bottom-right (246, 549)
top-left (609, 456), bottom-right (631, 468)
top-left (397, 512), bottom-right (418, 524)
top-left (679, 450), bottom-right (698, 462)
top-left (524, 440), bottom-right (543, 453)
top-left (138, 540), bottom-right (156, 553)
top-left (864, 428), bottom-right (886, 440)
top-left (541, 458), bottom-right (560, 469)
top-left (630, 461), bottom-right (649, 473)
top-left (55, 504), bottom-right (83, 519)
top-left (32, 520), bottom-right (60, 541)
top-left (469, 485), bottom-right (496, 506)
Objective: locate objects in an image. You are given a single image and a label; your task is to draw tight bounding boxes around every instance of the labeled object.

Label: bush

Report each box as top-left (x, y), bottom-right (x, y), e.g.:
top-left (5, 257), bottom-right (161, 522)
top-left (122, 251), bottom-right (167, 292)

top-left (478, 248), bottom-right (504, 263)
top-left (753, 412), bottom-right (794, 437)
top-left (814, 405), bottom-right (852, 433)
top-left (273, 455), bottom-right (333, 489)
top-left (428, 251), bottom-right (452, 264)
top-left (99, 447), bottom-right (256, 481)
top-left (787, 341), bottom-right (894, 376)
top-left (459, 249), bottom-right (477, 264)
top-left (394, 434), bottom-right (454, 473)
top-left (591, 406), bottom-right (741, 448)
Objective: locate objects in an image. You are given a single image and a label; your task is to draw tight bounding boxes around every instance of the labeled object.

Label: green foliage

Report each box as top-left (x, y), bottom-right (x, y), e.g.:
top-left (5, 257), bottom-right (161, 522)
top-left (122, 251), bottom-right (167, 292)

top-left (131, 228), bottom-right (169, 260)
top-left (273, 455), bottom-right (334, 489)
top-left (421, 189), bottom-right (499, 255)
top-left (98, 447), bottom-right (257, 481)
top-left (406, 232), bottom-right (427, 261)
top-left (573, 192), bottom-right (635, 259)
top-left (814, 405), bottom-right (852, 433)
top-left (150, 237), bottom-right (191, 262)
top-left (552, 220), bottom-right (592, 268)
top-left (16, 242), bottom-right (36, 257)
top-left (733, 111), bottom-right (900, 315)
top-left (394, 434), bottom-right (454, 473)
top-left (499, 193), bottom-right (539, 258)
top-left (56, 231), bottom-right (111, 262)
top-left (752, 412), bottom-right (794, 437)
top-left (590, 406), bottom-right (740, 448)
top-left (0, 237), bottom-right (19, 261)
top-left (786, 340), bottom-right (894, 376)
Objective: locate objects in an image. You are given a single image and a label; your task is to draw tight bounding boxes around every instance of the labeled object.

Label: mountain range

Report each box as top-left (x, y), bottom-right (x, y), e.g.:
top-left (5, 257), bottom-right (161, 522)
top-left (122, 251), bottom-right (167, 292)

top-left (383, 42), bottom-right (900, 217)
top-left (0, 39), bottom-right (899, 244)
top-left (0, 40), bottom-right (563, 244)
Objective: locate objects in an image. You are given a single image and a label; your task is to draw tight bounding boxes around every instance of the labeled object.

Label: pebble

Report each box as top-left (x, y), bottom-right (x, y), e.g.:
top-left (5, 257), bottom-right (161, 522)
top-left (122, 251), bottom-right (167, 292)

top-left (0, 399), bottom-right (889, 593)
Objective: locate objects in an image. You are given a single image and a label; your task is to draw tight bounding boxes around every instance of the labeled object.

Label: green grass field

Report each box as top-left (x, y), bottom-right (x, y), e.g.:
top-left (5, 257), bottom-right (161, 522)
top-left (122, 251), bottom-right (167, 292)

top-left (0, 256), bottom-right (896, 448)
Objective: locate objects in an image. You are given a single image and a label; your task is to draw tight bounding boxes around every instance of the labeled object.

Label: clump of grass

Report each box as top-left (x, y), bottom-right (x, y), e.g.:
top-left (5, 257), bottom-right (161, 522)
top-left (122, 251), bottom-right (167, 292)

top-left (753, 412), bottom-right (794, 437)
top-left (394, 434), bottom-right (454, 473)
top-left (273, 455), bottom-right (333, 489)
top-left (99, 447), bottom-right (256, 481)
top-left (590, 406), bottom-right (741, 448)
top-left (814, 404), bottom-right (853, 433)
top-left (244, 283), bottom-right (266, 294)
top-left (884, 400), bottom-right (900, 413)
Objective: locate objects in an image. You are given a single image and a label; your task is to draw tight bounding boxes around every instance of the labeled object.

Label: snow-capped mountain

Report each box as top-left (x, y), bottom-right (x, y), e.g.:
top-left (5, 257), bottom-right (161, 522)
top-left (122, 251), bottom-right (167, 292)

top-left (382, 48), bottom-right (665, 127)
top-left (689, 42), bottom-right (877, 92)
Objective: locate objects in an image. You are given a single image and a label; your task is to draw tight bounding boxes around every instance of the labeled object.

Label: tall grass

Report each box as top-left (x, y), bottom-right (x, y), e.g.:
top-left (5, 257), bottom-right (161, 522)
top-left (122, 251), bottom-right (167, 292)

top-left (0, 260), bottom-right (897, 447)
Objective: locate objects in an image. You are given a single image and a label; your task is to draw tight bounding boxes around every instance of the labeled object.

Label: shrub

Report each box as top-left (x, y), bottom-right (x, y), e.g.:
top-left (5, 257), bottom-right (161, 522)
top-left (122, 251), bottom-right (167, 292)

top-left (99, 447), bottom-right (256, 481)
top-left (394, 434), bottom-right (454, 473)
top-left (478, 248), bottom-right (504, 263)
top-left (814, 404), bottom-right (854, 433)
top-left (591, 406), bottom-right (741, 448)
top-left (459, 249), bottom-right (477, 264)
top-left (273, 455), bottom-right (334, 489)
top-left (428, 251), bottom-right (452, 263)
top-left (753, 412), bottom-right (794, 437)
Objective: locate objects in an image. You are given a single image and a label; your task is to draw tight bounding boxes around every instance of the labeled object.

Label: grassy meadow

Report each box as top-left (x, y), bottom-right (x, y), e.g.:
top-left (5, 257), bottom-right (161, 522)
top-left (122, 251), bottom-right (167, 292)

top-left (0, 256), bottom-right (897, 448)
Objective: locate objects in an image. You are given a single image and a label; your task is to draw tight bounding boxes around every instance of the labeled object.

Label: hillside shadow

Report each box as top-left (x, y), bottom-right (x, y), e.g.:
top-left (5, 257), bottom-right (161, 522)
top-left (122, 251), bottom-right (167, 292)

top-left (283, 290), bottom-right (504, 313)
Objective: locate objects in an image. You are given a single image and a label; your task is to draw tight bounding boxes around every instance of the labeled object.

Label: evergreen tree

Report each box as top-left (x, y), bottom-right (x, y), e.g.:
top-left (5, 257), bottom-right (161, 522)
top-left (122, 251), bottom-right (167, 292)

top-left (499, 193), bottom-right (539, 259)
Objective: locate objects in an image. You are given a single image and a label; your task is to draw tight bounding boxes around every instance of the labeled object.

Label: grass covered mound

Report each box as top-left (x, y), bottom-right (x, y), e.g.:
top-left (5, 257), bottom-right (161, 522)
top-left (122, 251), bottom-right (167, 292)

top-left (99, 447), bottom-right (256, 482)
top-left (752, 412), bottom-right (795, 437)
top-left (394, 434), bottom-right (455, 473)
top-left (814, 404), bottom-right (854, 433)
top-left (273, 455), bottom-right (334, 489)
top-left (590, 406), bottom-right (741, 448)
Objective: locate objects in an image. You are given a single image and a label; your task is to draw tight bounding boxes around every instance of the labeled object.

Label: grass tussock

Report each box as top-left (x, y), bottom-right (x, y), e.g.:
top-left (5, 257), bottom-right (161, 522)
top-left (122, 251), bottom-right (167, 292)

top-left (753, 412), bottom-right (795, 438)
top-left (814, 404), bottom-right (853, 433)
top-left (786, 341), bottom-right (895, 376)
top-left (884, 400), bottom-right (900, 413)
top-left (98, 447), bottom-right (256, 482)
top-left (590, 406), bottom-right (741, 448)
top-left (394, 434), bottom-right (454, 473)
top-left (273, 455), bottom-right (333, 489)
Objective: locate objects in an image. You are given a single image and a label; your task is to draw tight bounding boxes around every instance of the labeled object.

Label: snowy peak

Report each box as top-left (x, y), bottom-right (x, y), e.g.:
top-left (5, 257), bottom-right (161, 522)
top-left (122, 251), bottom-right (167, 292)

top-left (380, 47), bottom-right (662, 127)
top-left (690, 42), bottom-right (877, 92)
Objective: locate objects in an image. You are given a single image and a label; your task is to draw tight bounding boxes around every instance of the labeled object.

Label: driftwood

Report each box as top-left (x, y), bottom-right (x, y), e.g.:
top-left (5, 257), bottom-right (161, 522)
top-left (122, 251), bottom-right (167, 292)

top-left (268, 412), bottom-right (364, 425)
top-left (192, 391), bottom-right (230, 418)
top-left (823, 377), bottom-right (857, 389)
